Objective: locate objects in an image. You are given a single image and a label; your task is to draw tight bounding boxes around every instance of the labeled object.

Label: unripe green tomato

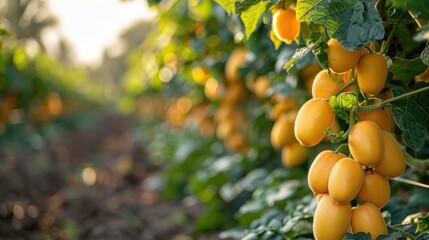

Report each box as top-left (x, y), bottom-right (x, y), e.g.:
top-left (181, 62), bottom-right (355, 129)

top-left (281, 141), bottom-right (308, 168)
top-left (357, 171), bottom-right (390, 208)
top-left (348, 121), bottom-right (384, 167)
top-left (375, 130), bottom-right (406, 178)
top-left (313, 194), bottom-right (352, 240)
top-left (307, 150), bottom-right (345, 195)
top-left (327, 38), bottom-right (361, 73)
top-left (356, 53), bottom-right (388, 95)
top-left (351, 202), bottom-right (388, 240)
top-left (270, 112), bottom-right (296, 148)
top-left (294, 98), bottom-right (335, 146)
top-left (328, 157), bottom-right (364, 204)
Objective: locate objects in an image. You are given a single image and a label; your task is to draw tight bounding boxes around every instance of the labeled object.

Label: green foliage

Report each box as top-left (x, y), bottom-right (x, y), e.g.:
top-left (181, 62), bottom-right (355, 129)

top-left (390, 57), bottom-right (427, 85)
top-left (390, 82), bottom-right (429, 151)
top-left (328, 93), bottom-right (358, 122)
top-left (296, 0), bottom-right (385, 50)
top-left (390, 0), bottom-right (429, 15)
top-left (240, 1), bottom-right (267, 39)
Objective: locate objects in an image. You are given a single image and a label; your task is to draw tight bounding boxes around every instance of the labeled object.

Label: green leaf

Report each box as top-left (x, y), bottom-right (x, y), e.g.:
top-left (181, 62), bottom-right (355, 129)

top-left (328, 93), bottom-right (357, 122)
top-left (390, 0), bottom-right (429, 15)
top-left (235, 0), bottom-right (261, 14)
top-left (391, 82), bottom-right (429, 151)
top-left (416, 212), bottom-right (429, 233)
top-left (345, 232), bottom-right (371, 240)
top-left (284, 32), bottom-right (327, 71)
top-left (214, 0), bottom-right (236, 14)
top-left (390, 57), bottom-right (427, 85)
top-left (240, 1), bottom-right (267, 39)
top-left (296, 0), bottom-right (385, 50)
top-left (421, 41), bottom-right (429, 66)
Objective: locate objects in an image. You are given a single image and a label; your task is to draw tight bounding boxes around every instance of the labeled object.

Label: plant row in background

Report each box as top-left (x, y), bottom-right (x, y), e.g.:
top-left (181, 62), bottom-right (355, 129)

top-left (128, 0), bottom-right (429, 239)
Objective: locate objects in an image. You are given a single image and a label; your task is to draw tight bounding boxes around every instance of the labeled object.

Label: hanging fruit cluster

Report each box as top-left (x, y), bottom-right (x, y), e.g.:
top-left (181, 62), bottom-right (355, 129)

top-left (294, 38), bottom-right (408, 240)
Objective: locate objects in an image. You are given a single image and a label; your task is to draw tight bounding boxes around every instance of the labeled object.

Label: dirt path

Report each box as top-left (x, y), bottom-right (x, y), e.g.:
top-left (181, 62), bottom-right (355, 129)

top-left (0, 113), bottom-right (219, 240)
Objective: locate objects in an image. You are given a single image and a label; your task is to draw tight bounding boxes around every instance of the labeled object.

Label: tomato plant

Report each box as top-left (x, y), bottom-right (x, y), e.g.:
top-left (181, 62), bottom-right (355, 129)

top-left (113, 0), bottom-right (429, 239)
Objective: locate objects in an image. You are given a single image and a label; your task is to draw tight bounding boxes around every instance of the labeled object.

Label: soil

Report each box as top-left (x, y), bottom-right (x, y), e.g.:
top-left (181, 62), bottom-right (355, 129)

top-left (0, 113), bottom-right (221, 240)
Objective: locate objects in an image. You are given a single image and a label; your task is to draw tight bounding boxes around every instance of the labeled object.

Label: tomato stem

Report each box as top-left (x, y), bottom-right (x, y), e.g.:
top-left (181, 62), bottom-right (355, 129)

top-left (334, 143), bottom-right (349, 154)
top-left (359, 85), bottom-right (429, 112)
top-left (334, 79), bottom-right (355, 97)
top-left (402, 148), bottom-right (429, 172)
top-left (380, 10), bottom-right (405, 54)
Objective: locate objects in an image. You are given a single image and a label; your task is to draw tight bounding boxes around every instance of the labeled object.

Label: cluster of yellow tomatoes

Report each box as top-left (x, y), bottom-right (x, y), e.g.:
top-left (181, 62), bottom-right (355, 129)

top-left (290, 37), bottom-right (407, 239)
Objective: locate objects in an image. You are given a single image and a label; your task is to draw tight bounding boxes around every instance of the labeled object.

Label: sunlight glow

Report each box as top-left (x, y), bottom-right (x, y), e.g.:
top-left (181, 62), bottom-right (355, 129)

top-left (45, 0), bottom-right (157, 65)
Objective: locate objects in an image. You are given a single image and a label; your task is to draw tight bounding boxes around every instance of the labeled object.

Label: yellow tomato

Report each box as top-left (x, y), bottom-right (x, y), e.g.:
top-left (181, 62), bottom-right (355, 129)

top-left (225, 48), bottom-right (247, 83)
top-left (225, 129), bottom-right (248, 153)
top-left (376, 130), bottom-right (406, 178)
top-left (356, 53), bottom-right (388, 95)
top-left (357, 171), bottom-right (390, 208)
top-left (313, 194), bottom-right (352, 240)
top-left (328, 157), bottom-right (364, 204)
top-left (252, 75), bottom-right (271, 99)
top-left (351, 203), bottom-right (388, 240)
top-left (272, 8), bottom-right (300, 44)
top-left (270, 112), bottom-right (296, 148)
top-left (348, 121), bottom-right (384, 167)
top-left (294, 98), bottom-right (335, 146)
top-left (269, 97), bottom-right (297, 120)
top-left (281, 141), bottom-right (308, 168)
top-left (359, 99), bottom-right (392, 132)
top-left (307, 150), bottom-right (346, 195)
top-left (327, 38), bottom-right (361, 73)
top-left (312, 70), bottom-right (347, 99)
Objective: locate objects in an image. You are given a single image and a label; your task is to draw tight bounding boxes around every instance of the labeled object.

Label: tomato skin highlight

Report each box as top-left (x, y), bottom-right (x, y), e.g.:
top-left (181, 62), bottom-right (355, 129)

top-left (357, 171), bottom-right (390, 208)
top-left (351, 202), bottom-right (388, 240)
top-left (307, 150), bottom-right (345, 195)
top-left (376, 130), bottom-right (406, 178)
top-left (356, 53), bottom-right (388, 95)
top-left (328, 157), bottom-right (365, 204)
top-left (294, 98), bottom-right (335, 146)
top-left (272, 8), bottom-right (300, 44)
top-left (348, 121), bottom-right (384, 167)
top-left (313, 194), bottom-right (352, 240)
top-left (327, 38), bottom-right (361, 73)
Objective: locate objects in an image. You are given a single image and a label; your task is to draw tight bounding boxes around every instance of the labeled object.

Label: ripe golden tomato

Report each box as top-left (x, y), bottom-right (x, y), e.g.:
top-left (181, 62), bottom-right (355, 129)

top-left (225, 129), bottom-right (248, 153)
top-left (307, 150), bottom-right (345, 195)
top-left (294, 98), bottom-right (335, 146)
top-left (281, 141), bottom-right (308, 168)
top-left (327, 38), bottom-right (361, 73)
top-left (272, 8), bottom-right (300, 44)
top-left (313, 194), bottom-right (352, 240)
top-left (376, 130), bottom-right (406, 178)
top-left (225, 48), bottom-right (247, 83)
top-left (356, 53), bottom-right (388, 95)
top-left (223, 83), bottom-right (246, 103)
top-left (270, 112), bottom-right (296, 148)
top-left (357, 171), bottom-right (390, 208)
top-left (359, 99), bottom-right (392, 131)
top-left (351, 202), bottom-right (388, 240)
top-left (269, 97), bottom-right (297, 120)
top-left (253, 76), bottom-right (271, 99)
top-left (328, 157), bottom-right (364, 204)
top-left (348, 121), bottom-right (384, 167)
top-left (311, 70), bottom-right (348, 99)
